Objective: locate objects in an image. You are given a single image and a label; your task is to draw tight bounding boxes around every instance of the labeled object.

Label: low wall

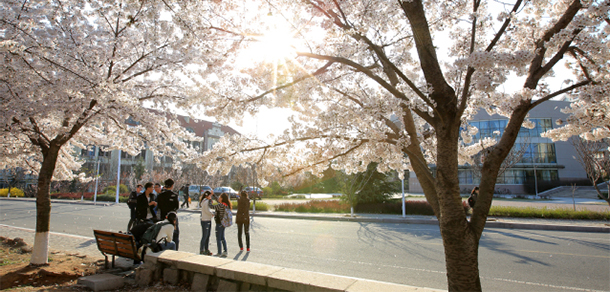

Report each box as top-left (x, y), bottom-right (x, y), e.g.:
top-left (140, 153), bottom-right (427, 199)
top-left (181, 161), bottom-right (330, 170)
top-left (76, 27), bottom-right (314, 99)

top-left (135, 250), bottom-right (443, 292)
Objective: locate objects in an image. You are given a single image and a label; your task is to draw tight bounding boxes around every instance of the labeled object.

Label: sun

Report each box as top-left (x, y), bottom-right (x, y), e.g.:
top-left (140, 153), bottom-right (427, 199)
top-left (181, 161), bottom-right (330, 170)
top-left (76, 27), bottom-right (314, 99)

top-left (239, 26), bottom-right (297, 65)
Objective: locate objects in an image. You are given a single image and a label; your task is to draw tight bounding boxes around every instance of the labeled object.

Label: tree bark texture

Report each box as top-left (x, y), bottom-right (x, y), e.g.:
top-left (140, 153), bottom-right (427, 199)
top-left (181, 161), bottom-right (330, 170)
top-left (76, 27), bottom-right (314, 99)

top-left (30, 144), bottom-right (61, 265)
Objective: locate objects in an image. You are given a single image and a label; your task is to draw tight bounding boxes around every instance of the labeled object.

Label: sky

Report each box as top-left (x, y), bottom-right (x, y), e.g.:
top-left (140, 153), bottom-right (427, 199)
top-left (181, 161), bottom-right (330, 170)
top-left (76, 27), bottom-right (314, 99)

top-left (177, 1), bottom-right (575, 143)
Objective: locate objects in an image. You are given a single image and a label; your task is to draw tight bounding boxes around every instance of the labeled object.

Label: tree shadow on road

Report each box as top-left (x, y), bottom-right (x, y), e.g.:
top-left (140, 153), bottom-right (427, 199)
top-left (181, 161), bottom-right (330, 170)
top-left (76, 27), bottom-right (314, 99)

top-left (506, 229), bottom-right (610, 252)
top-left (356, 222), bottom-right (444, 264)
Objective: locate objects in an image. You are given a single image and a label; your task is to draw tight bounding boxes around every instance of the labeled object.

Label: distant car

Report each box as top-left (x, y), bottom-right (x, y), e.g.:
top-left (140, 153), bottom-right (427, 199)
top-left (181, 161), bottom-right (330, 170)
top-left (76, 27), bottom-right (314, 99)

top-left (188, 185), bottom-right (213, 201)
top-left (244, 186), bottom-right (263, 200)
top-left (213, 187), bottom-right (239, 199)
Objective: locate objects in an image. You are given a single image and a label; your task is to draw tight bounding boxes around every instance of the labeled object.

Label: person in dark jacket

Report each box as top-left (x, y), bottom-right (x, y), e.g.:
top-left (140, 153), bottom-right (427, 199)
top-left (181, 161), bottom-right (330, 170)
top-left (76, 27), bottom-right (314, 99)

top-left (236, 190), bottom-right (251, 251)
top-left (136, 182), bottom-right (157, 222)
top-left (468, 186), bottom-right (479, 208)
top-left (157, 178), bottom-right (180, 249)
top-left (180, 184), bottom-right (190, 209)
top-left (127, 184), bottom-right (143, 232)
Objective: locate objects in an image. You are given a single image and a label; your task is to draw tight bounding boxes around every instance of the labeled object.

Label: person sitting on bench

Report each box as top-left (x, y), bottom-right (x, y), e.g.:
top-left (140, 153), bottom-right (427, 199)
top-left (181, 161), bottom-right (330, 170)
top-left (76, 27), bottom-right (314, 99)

top-left (156, 212), bottom-right (178, 251)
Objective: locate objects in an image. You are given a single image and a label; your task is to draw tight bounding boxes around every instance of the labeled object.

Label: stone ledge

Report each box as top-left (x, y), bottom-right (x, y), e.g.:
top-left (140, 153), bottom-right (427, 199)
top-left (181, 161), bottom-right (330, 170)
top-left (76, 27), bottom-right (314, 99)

top-left (267, 268), bottom-right (357, 292)
top-left (175, 254), bottom-right (232, 275)
top-left (145, 250), bottom-right (193, 265)
top-left (216, 261), bottom-right (283, 286)
top-left (142, 251), bottom-right (445, 291)
top-left (77, 273), bottom-right (124, 292)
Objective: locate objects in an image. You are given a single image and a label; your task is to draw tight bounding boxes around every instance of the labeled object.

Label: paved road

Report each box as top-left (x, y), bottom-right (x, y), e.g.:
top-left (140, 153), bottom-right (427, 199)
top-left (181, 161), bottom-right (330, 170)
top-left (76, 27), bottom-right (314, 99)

top-left (1, 200), bottom-right (609, 292)
top-left (260, 196), bottom-right (610, 212)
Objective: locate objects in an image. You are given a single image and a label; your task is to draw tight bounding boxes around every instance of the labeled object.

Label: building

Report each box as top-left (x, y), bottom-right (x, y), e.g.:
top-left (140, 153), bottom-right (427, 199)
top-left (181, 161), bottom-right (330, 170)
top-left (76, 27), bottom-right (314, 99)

top-left (409, 100), bottom-right (588, 195)
top-left (79, 113), bottom-right (240, 181)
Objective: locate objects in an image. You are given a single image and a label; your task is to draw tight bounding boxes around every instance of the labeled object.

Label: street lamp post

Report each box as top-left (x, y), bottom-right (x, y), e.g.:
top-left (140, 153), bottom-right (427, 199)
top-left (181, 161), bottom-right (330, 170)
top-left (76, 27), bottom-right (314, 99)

top-left (93, 159), bottom-right (100, 205)
top-left (401, 178), bottom-right (406, 218)
top-left (115, 150), bottom-right (122, 204)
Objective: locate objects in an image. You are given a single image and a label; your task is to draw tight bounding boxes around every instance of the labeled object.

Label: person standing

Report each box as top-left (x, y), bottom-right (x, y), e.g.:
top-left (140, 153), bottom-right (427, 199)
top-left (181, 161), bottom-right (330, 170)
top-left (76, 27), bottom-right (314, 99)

top-left (199, 191), bottom-right (214, 255)
top-left (127, 184), bottom-right (143, 232)
top-left (236, 190), bottom-right (251, 252)
top-left (153, 183), bottom-right (163, 221)
top-left (468, 186), bottom-right (479, 209)
top-left (157, 179), bottom-right (180, 250)
top-left (210, 193), bottom-right (231, 257)
top-left (136, 182), bottom-right (157, 223)
top-left (180, 184), bottom-right (190, 209)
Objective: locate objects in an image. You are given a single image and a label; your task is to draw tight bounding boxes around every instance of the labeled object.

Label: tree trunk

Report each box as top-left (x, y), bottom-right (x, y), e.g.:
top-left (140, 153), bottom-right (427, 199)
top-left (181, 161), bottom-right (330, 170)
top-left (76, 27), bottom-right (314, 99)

top-left (592, 182), bottom-right (610, 207)
top-left (30, 144), bottom-right (61, 265)
top-left (436, 124), bottom-right (482, 291)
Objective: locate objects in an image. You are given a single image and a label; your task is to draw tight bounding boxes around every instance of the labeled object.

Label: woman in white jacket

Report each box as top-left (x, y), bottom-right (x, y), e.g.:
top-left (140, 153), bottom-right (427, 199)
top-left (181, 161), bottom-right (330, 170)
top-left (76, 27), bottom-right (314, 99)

top-left (199, 191), bottom-right (214, 255)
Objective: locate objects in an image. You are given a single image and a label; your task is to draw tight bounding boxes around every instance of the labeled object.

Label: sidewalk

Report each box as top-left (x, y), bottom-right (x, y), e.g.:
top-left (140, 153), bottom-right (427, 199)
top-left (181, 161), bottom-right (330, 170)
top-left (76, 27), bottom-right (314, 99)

top-left (3, 197), bottom-right (609, 233)
top-left (179, 203), bottom-right (610, 233)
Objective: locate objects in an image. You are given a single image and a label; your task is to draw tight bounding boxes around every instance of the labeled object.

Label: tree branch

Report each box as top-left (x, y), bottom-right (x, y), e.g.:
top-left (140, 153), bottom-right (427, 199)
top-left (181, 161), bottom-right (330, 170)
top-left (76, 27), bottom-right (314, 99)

top-left (525, 0), bottom-right (583, 89)
top-left (530, 80), bottom-right (591, 109)
top-left (297, 52), bottom-right (435, 124)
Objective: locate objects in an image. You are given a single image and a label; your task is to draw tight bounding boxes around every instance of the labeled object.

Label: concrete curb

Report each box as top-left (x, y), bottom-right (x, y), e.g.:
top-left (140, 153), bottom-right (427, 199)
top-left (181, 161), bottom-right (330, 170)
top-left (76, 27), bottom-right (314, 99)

top-left (0, 197), bottom-right (119, 206)
top-left (3, 197), bottom-right (608, 233)
top-left (182, 208), bottom-right (610, 233)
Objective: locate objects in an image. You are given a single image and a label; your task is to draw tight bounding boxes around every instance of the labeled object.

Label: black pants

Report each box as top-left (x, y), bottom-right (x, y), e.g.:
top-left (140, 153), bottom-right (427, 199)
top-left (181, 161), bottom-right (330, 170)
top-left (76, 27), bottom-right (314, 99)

top-left (237, 223), bottom-right (250, 249)
top-left (181, 197), bottom-right (189, 208)
top-left (127, 207), bottom-right (137, 232)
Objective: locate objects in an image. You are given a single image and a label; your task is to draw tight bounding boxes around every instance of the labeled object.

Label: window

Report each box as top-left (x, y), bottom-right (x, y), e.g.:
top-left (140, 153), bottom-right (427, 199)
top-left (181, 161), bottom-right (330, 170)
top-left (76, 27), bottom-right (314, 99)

top-left (517, 143), bottom-right (556, 164)
top-left (458, 170), bottom-right (475, 184)
top-left (468, 119), bottom-right (508, 142)
top-left (208, 137), bottom-right (219, 150)
top-left (98, 147), bottom-right (110, 157)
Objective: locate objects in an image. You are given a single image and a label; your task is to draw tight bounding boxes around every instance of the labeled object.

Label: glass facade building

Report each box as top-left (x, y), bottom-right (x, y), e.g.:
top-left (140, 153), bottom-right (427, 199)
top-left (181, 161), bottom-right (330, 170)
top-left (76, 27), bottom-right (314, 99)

top-left (409, 100), bottom-right (588, 194)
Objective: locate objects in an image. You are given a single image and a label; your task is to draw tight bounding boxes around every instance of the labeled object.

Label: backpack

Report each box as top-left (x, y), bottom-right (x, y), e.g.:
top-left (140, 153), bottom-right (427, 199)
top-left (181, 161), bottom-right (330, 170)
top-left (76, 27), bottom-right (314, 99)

top-left (140, 221), bottom-right (172, 252)
top-left (221, 205), bottom-right (233, 228)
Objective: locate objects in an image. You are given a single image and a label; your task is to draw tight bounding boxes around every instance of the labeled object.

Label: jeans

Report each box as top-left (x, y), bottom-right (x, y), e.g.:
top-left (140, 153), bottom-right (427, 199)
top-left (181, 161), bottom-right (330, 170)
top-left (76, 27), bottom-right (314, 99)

top-left (215, 224), bottom-right (226, 254)
top-left (173, 216), bottom-right (180, 250)
top-left (200, 221), bottom-right (212, 253)
top-left (237, 223), bottom-right (250, 249)
top-left (159, 241), bottom-right (176, 251)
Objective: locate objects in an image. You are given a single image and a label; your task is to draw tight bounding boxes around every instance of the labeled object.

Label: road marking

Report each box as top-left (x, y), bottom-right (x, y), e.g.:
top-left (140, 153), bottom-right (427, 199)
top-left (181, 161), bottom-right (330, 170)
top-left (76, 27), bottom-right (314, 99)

top-left (513, 249), bottom-right (610, 259)
top-left (0, 224), bottom-right (95, 240)
top-left (485, 276), bottom-right (608, 292)
top-left (259, 247), bottom-right (607, 291)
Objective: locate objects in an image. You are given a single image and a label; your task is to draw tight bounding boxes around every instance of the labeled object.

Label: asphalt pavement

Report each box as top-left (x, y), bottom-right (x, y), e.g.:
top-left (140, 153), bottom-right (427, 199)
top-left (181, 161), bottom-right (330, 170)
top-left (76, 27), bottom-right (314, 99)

top-left (5, 197), bottom-right (606, 232)
top-left (1, 199), bottom-right (609, 292)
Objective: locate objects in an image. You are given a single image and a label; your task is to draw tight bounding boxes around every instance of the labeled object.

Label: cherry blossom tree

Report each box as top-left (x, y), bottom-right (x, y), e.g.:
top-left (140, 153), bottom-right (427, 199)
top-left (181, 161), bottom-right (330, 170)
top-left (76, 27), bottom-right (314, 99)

top-left (570, 137), bottom-right (610, 205)
top-left (0, 0), bottom-right (207, 264)
top-left (186, 1), bottom-right (610, 290)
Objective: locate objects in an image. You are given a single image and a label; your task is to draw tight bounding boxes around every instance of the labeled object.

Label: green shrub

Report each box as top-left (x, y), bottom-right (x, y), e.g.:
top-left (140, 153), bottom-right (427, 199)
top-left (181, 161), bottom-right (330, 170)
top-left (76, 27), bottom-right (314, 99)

top-left (290, 194), bottom-right (307, 199)
top-left (275, 200), bottom-right (349, 213)
top-left (103, 184), bottom-right (130, 195)
top-left (0, 188), bottom-right (25, 197)
top-left (231, 200), bottom-right (269, 211)
top-left (355, 200), bottom-right (470, 215)
top-left (94, 194), bottom-right (129, 203)
top-left (489, 206), bottom-right (610, 220)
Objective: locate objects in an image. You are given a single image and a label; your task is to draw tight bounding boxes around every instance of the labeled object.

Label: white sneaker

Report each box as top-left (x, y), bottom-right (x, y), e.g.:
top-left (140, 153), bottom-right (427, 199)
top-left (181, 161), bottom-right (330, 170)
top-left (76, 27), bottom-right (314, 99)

top-left (221, 252), bottom-right (228, 257)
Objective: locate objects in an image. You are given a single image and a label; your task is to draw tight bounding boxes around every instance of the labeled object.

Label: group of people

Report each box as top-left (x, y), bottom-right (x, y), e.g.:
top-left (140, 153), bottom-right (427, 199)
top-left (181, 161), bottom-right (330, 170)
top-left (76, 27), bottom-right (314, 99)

top-left (126, 180), bottom-right (252, 258)
top-left (127, 179), bottom-right (181, 252)
top-left (197, 189), bottom-right (251, 257)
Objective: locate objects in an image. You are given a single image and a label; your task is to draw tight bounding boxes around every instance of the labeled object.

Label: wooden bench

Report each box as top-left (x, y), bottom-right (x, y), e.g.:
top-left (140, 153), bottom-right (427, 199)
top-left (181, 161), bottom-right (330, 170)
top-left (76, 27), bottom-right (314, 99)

top-left (93, 230), bottom-right (139, 268)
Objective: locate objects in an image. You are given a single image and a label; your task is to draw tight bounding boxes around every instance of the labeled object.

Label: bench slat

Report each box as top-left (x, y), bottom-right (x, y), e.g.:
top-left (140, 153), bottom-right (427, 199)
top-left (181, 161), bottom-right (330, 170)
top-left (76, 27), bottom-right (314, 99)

top-left (93, 230), bottom-right (138, 262)
top-left (96, 238), bottom-right (135, 248)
